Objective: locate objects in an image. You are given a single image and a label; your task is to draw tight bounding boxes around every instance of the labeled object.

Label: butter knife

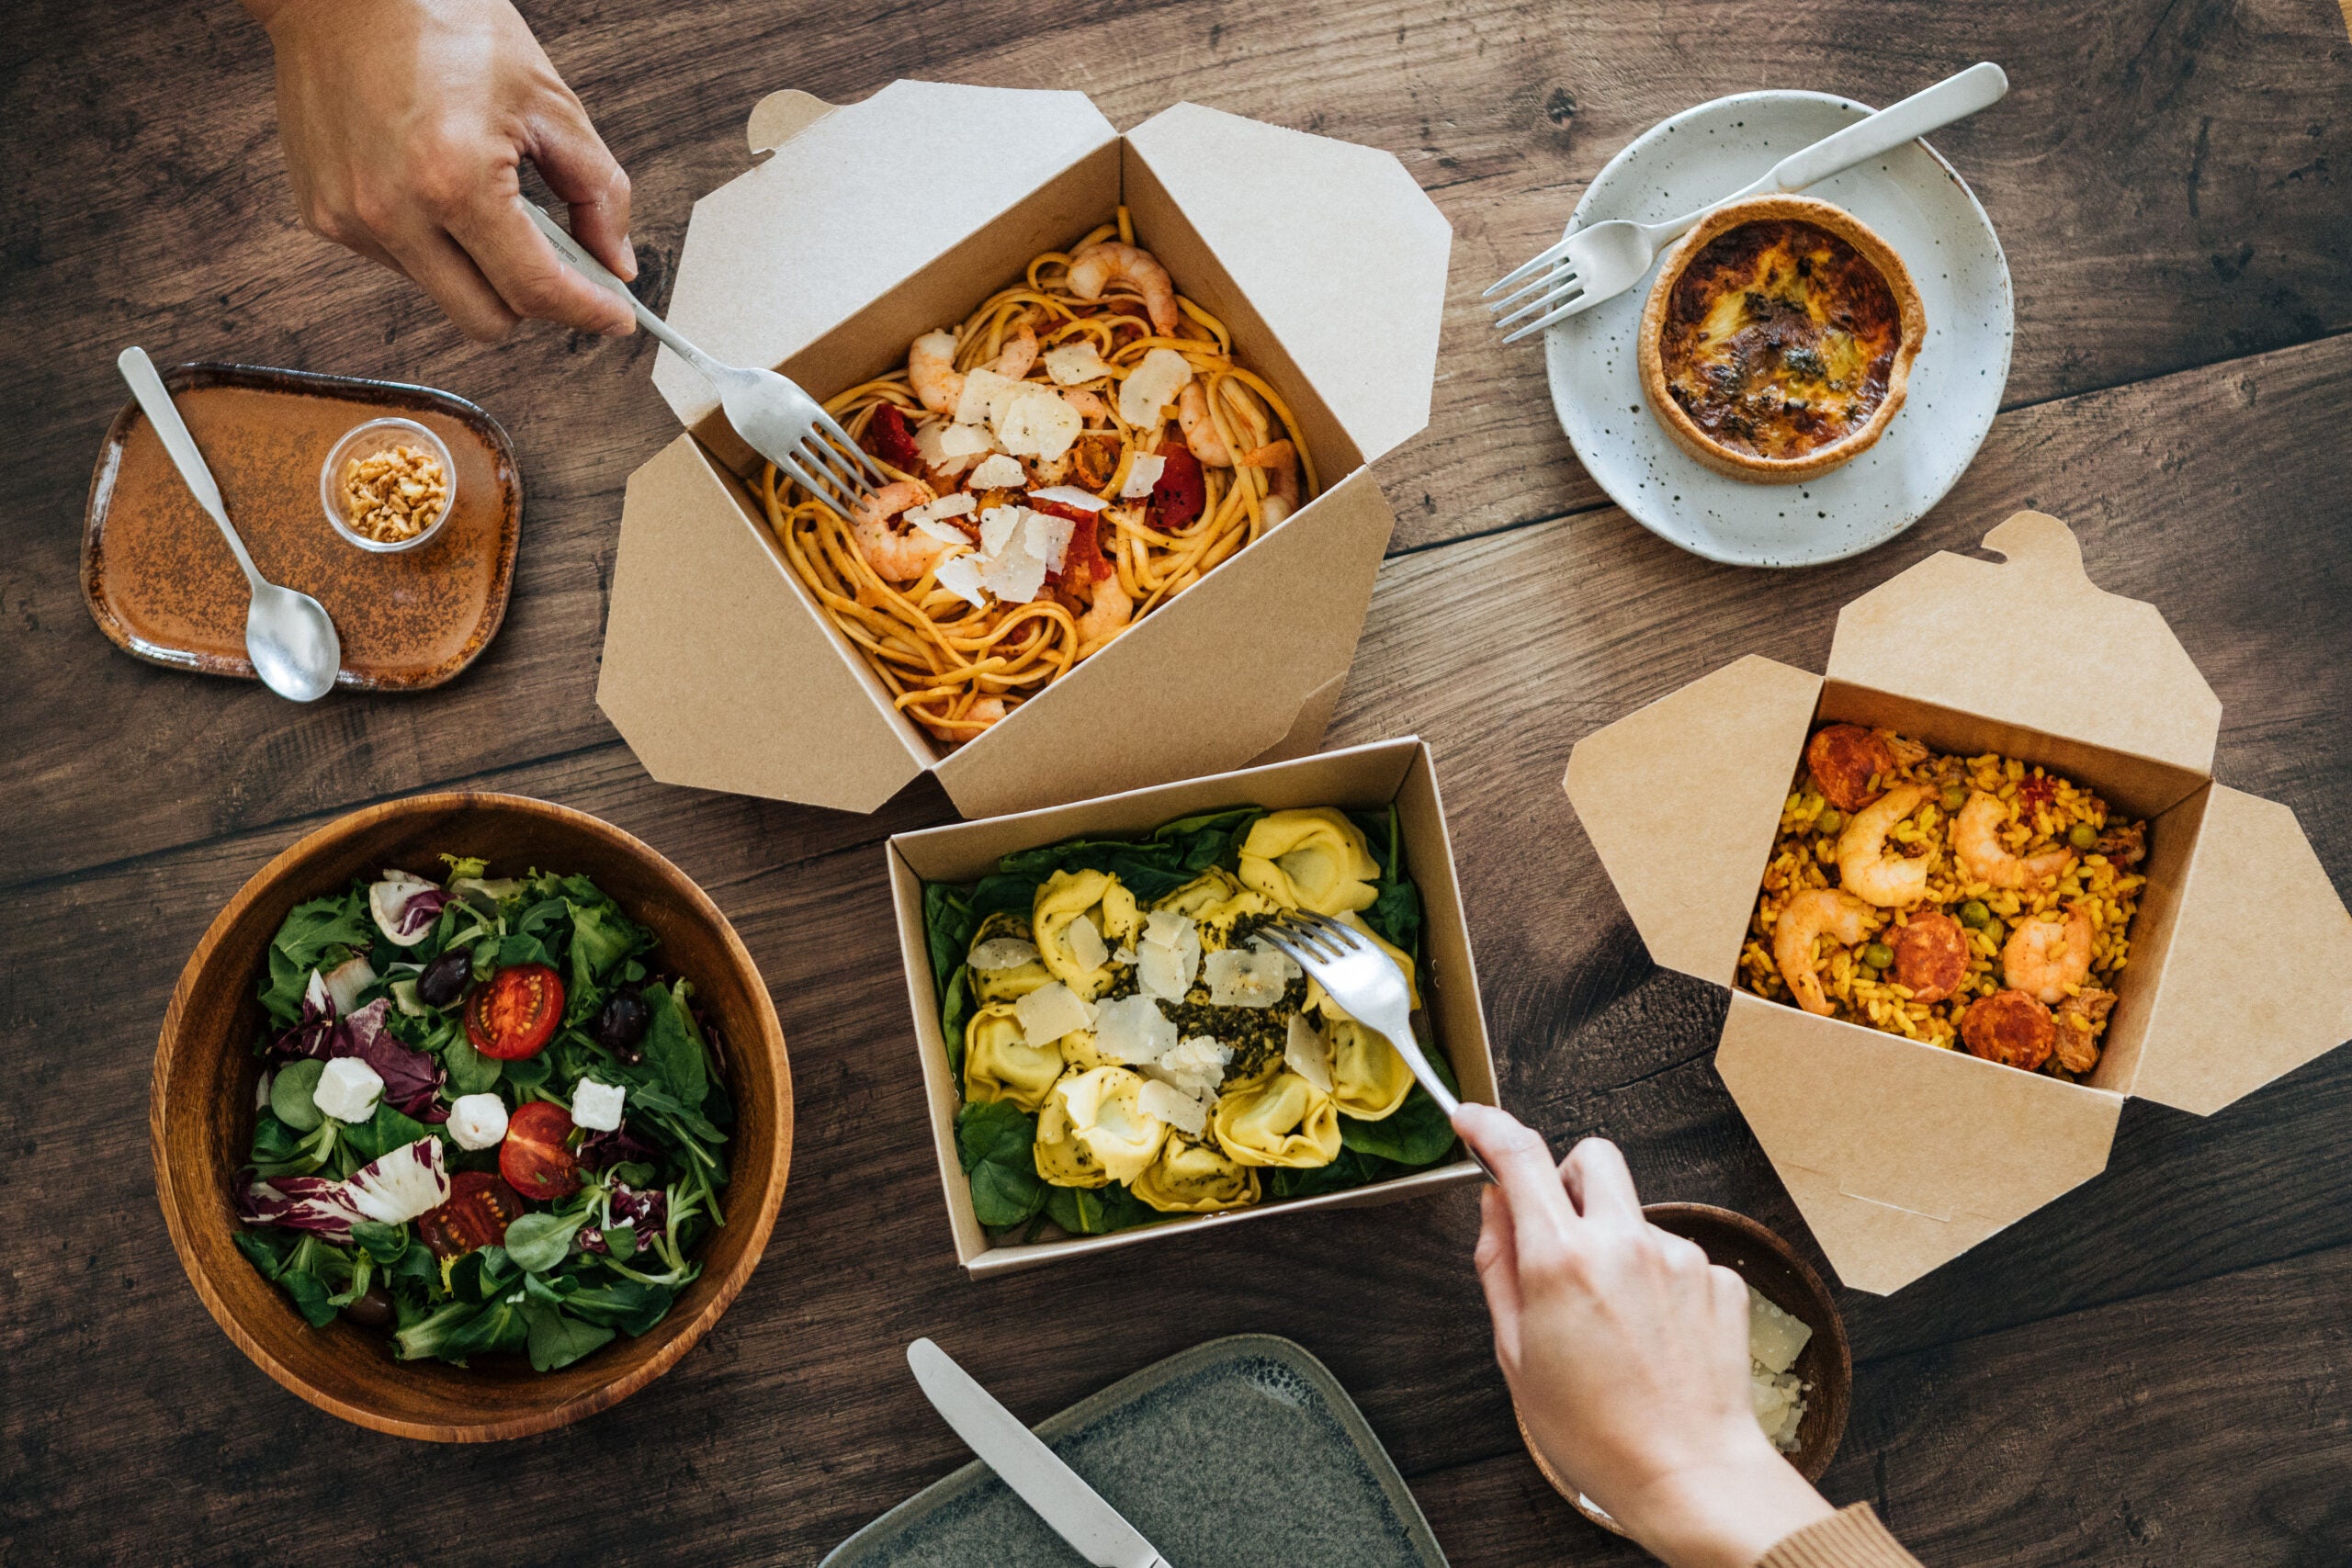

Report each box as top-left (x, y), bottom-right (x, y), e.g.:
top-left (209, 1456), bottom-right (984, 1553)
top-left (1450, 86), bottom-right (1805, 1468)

top-left (907, 1338), bottom-right (1172, 1568)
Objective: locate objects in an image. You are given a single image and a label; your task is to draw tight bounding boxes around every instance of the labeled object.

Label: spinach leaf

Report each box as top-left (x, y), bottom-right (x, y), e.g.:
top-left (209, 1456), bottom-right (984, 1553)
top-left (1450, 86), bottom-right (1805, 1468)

top-left (278, 1267), bottom-right (339, 1327)
top-left (1271, 1146), bottom-right (1396, 1199)
top-left (956, 1100), bottom-right (1046, 1228)
top-left (639, 982), bottom-right (708, 1109)
top-left (923, 883), bottom-right (978, 996)
top-left (523, 1303), bottom-right (614, 1372)
top-left (969, 873), bottom-right (1040, 924)
top-left (1363, 879), bottom-right (1422, 959)
top-left (991, 807), bottom-right (1261, 904)
top-left (234, 1229), bottom-right (292, 1280)
top-left (494, 931), bottom-right (556, 971)
top-left (1339, 1081), bottom-right (1457, 1168)
top-left (503, 1212), bottom-right (581, 1274)
top-left (269, 1059), bottom-right (326, 1132)
top-left (1046, 1182), bottom-right (1157, 1235)
top-left (339, 1102), bottom-right (427, 1164)
top-left (441, 1027), bottom-right (501, 1095)
top-left (940, 966), bottom-right (974, 1075)
top-left (348, 1220), bottom-right (409, 1265)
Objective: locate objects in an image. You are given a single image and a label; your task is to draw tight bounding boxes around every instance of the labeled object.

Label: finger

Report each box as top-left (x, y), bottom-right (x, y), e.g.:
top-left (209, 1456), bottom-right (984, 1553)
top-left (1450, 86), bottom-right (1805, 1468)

top-left (1559, 1136), bottom-right (1643, 1225)
top-left (379, 222), bottom-right (521, 344)
top-left (1472, 1184), bottom-right (1524, 1370)
top-left (1454, 1104), bottom-right (1579, 1249)
top-left (527, 96), bottom-right (636, 281)
top-left (445, 194), bottom-right (634, 336)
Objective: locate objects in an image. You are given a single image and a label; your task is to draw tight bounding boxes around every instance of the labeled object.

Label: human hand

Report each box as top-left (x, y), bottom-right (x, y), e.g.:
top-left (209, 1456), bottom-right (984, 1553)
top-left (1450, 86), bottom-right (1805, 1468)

top-left (243, 0), bottom-right (636, 342)
top-left (1453, 1106), bottom-right (1832, 1568)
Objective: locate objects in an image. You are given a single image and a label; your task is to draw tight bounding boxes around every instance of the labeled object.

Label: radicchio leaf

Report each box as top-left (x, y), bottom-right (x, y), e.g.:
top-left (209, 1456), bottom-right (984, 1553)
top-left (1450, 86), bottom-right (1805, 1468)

top-left (239, 1174), bottom-right (367, 1243)
top-left (274, 998), bottom-right (446, 1121)
top-left (579, 1185), bottom-right (668, 1255)
top-left (368, 872), bottom-right (449, 947)
top-left (239, 1136), bottom-right (450, 1240)
top-left (575, 1121), bottom-right (658, 1171)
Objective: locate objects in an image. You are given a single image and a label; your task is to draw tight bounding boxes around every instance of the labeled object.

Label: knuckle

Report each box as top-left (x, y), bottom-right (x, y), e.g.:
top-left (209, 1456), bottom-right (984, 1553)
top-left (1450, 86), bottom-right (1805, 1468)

top-left (346, 184), bottom-right (401, 238)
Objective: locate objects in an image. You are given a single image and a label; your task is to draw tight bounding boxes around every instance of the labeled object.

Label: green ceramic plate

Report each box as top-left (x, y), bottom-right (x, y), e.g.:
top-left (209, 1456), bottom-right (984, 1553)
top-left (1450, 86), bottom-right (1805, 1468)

top-left (823, 1334), bottom-right (1449, 1567)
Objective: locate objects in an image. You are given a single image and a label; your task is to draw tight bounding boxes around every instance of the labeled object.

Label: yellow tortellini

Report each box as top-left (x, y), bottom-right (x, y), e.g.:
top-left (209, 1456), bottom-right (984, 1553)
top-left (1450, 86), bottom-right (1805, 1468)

top-left (1238, 808), bottom-right (1381, 917)
top-left (1156, 867), bottom-right (1275, 952)
top-left (1325, 1018), bottom-right (1413, 1121)
top-left (1057, 1029), bottom-right (1114, 1073)
top-left (1307, 912), bottom-right (1421, 1018)
top-left (1212, 1072), bottom-right (1343, 1168)
top-left (967, 913), bottom-right (1054, 1003)
top-left (1032, 871), bottom-right (1139, 999)
top-left (1133, 1134), bottom-right (1261, 1213)
top-left (961, 1001), bottom-right (1066, 1113)
top-left (1034, 1066), bottom-right (1168, 1187)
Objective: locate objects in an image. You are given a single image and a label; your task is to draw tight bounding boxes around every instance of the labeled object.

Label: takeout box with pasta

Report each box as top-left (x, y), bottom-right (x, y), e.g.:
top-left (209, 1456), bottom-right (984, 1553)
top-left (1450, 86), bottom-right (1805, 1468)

top-left (1565, 512), bottom-right (2352, 1295)
top-left (595, 82), bottom-right (1450, 818)
top-left (887, 737), bottom-right (1496, 1277)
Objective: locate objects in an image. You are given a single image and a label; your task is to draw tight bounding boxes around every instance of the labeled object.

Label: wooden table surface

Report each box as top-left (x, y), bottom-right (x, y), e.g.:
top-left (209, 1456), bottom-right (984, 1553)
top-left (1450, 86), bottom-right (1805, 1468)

top-left (6, 1), bottom-right (2349, 1562)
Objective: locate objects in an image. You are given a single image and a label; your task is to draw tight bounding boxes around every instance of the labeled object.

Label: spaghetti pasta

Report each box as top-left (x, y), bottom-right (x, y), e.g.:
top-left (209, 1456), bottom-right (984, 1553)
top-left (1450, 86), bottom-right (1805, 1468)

top-left (761, 209), bottom-right (1318, 746)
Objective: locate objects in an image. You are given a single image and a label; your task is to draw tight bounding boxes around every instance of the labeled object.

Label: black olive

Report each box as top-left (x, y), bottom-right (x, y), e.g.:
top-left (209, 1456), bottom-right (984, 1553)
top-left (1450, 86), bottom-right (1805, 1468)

top-left (343, 1284), bottom-right (395, 1331)
top-left (415, 948), bottom-right (472, 1008)
top-left (594, 991), bottom-right (650, 1053)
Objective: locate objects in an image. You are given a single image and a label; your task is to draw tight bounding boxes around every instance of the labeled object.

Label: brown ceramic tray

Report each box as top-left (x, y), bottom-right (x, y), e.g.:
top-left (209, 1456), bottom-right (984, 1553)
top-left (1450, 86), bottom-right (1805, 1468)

top-left (83, 362), bottom-right (522, 691)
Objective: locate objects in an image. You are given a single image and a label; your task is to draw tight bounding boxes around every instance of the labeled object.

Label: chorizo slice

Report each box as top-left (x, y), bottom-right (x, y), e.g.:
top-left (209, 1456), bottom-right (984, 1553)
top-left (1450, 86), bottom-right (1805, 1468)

top-left (1891, 912), bottom-right (1969, 1003)
top-left (1805, 724), bottom-right (1897, 813)
top-left (1961, 989), bottom-right (2055, 1072)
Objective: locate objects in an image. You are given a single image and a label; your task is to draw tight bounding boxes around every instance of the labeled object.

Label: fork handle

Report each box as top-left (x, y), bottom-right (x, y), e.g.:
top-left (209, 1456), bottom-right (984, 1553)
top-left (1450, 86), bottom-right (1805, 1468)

top-left (518, 198), bottom-right (729, 381)
top-left (1768, 62), bottom-right (2007, 193)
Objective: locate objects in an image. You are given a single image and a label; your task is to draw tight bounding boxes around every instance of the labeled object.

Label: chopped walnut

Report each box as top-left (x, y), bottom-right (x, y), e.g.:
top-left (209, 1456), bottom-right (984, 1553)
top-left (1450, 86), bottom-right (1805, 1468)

top-left (339, 443), bottom-right (449, 543)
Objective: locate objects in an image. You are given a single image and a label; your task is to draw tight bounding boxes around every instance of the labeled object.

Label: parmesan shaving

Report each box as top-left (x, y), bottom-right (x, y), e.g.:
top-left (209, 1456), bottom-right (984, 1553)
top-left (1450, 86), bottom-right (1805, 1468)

top-left (1118, 452), bottom-right (1166, 499)
top-left (906, 492), bottom-right (976, 525)
top-left (996, 388), bottom-right (1082, 460)
top-left (937, 422), bottom-right (995, 458)
top-left (1148, 1035), bottom-right (1231, 1100)
top-left (1117, 348), bottom-right (1193, 429)
top-left (1092, 994), bottom-right (1177, 1066)
top-left (1136, 909), bottom-right (1202, 1002)
top-left (1137, 1079), bottom-right (1209, 1137)
top-left (978, 506), bottom-right (1026, 558)
top-left (956, 367), bottom-right (1022, 428)
top-left (1066, 912), bottom-right (1108, 972)
top-left (933, 556), bottom-right (988, 608)
top-left (968, 936), bottom-right (1040, 972)
top-left (978, 531), bottom-right (1049, 604)
top-left (1283, 1014), bottom-right (1334, 1094)
top-left (1024, 511), bottom-right (1075, 574)
top-left (1014, 981), bottom-right (1093, 1047)
top-left (1042, 341), bottom-right (1112, 385)
top-left (1747, 1286), bottom-right (1814, 1452)
top-left (910, 515), bottom-right (970, 547)
top-left (967, 454), bottom-right (1027, 491)
top-left (1026, 485), bottom-right (1106, 513)
top-left (1204, 946), bottom-right (1295, 1008)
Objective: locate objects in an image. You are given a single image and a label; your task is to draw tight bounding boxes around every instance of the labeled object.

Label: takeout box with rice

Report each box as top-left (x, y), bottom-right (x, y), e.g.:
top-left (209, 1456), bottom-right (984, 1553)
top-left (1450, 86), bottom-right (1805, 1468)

top-left (596, 82), bottom-right (1451, 818)
top-left (1565, 512), bottom-right (2352, 1294)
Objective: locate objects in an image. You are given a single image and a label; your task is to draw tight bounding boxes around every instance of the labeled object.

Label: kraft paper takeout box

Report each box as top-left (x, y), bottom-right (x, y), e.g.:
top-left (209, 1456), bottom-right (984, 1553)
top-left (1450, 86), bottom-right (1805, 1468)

top-left (887, 737), bottom-right (1496, 1278)
top-left (1565, 512), bottom-right (2352, 1295)
top-left (596, 82), bottom-right (1453, 818)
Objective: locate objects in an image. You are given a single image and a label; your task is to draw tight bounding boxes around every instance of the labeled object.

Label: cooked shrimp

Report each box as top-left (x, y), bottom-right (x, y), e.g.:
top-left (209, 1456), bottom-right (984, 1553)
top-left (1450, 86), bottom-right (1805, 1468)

top-left (850, 480), bottom-right (950, 583)
top-left (1061, 388), bottom-right (1112, 423)
top-left (1954, 791), bottom-right (2076, 891)
top-left (909, 330), bottom-right (964, 415)
top-left (1066, 242), bottom-right (1179, 335)
top-left (1772, 888), bottom-right (1876, 1017)
top-left (913, 695), bottom-right (1008, 744)
top-left (1242, 440), bottom-right (1300, 526)
top-left (990, 321), bottom-right (1039, 381)
top-left (2052, 987), bottom-right (2118, 1074)
top-left (2001, 904), bottom-right (2095, 1004)
top-left (1071, 569), bottom-right (1134, 652)
top-left (1836, 784), bottom-right (1931, 908)
top-left (1177, 382), bottom-right (1232, 467)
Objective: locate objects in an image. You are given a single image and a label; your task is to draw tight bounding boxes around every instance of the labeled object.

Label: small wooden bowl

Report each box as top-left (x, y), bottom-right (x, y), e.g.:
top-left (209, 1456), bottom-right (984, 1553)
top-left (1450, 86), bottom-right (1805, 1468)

top-left (1517, 1202), bottom-right (1850, 1536)
top-left (150, 793), bottom-right (793, 1441)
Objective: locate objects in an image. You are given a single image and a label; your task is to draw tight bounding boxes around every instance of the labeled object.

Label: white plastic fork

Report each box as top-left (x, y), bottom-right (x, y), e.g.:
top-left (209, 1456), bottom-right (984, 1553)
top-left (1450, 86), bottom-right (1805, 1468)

top-left (521, 200), bottom-right (887, 514)
top-left (1486, 62), bottom-right (2008, 344)
top-left (1253, 910), bottom-right (1499, 1183)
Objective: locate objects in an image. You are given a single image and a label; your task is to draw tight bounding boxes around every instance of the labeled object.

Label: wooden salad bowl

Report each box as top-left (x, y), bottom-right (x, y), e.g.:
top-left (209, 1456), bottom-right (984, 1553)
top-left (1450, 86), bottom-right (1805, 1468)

top-left (1517, 1202), bottom-right (1851, 1536)
top-left (150, 792), bottom-right (792, 1441)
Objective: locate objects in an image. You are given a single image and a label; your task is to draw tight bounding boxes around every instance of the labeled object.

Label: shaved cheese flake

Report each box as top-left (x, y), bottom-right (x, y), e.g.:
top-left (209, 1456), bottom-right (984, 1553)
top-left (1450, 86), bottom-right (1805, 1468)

top-left (996, 388), bottom-right (1082, 460)
top-left (955, 367), bottom-right (1021, 428)
top-left (1137, 1079), bottom-right (1210, 1137)
top-left (1024, 511), bottom-right (1075, 574)
top-left (1014, 981), bottom-right (1093, 1047)
top-left (1112, 944), bottom-right (1139, 964)
top-left (978, 506), bottom-right (1026, 558)
top-left (978, 537), bottom-right (1049, 604)
top-left (1204, 947), bottom-right (1294, 1008)
top-left (1148, 1035), bottom-right (1231, 1100)
top-left (1027, 484), bottom-right (1107, 513)
top-left (1117, 348), bottom-right (1193, 428)
top-left (1284, 1013), bottom-right (1334, 1094)
top-left (1748, 1288), bottom-right (1814, 1376)
top-left (1119, 452), bottom-right (1167, 500)
top-left (1092, 994), bottom-right (1177, 1066)
top-left (910, 514), bottom-right (970, 547)
top-left (1143, 909), bottom-right (1195, 946)
top-left (933, 555), bottom-right (988, 608)
top-left (968, 936), bottom-right (1040, 972)
top-left (1043, 341), bottom-right (1113, 385)
top-left (968, 453), bottom-right (1027, 491)
top-left (1066, 912), bottom-right (1108, 972)
top-left (1136, 909), bottom-right (1202, 1001)
top-left (907, 492), bottom-right (976, 525)
top-left (938, 422), bottom-right (996, 458)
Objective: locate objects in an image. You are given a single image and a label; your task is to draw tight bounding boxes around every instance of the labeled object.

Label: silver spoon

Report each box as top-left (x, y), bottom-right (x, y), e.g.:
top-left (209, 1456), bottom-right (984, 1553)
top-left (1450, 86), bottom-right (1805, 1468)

top-left (116, 347), bottom-right (341, 702)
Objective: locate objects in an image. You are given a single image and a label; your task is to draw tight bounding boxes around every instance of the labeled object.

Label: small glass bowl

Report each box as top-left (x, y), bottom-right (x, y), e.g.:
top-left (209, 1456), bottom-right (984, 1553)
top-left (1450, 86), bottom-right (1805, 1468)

top-left (321, 416), bottom-right (457, 553)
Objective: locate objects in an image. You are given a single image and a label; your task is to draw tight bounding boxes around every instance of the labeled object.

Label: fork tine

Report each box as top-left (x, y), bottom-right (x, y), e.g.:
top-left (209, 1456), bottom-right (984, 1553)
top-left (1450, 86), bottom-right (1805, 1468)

top-left (800, 436), bottom-right (874, 506)
top-left (1485, 260), bottom-right (1580, 315)
top-left (1492, 276), bottom-right (1585, 332)
top-left (1483, 233), bottom-right (1576, 298)
top-left (814, 408), bottom-right (890, 487)
top-left (1500, 288), bottom-right (1594, 344)
top-left (777, 455), bottom-right (849, 514)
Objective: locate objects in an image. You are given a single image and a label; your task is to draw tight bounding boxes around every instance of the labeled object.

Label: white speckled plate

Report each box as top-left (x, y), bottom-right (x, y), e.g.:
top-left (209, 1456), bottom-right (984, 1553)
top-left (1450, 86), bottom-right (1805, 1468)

top-left (1544, 90), bottom-right (2012, 567)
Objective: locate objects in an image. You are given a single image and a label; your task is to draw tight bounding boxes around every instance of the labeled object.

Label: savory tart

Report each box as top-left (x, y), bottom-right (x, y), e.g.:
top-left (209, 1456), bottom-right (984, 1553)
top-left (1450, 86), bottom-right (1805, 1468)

top-left (1638, 196), bottom-right (1925, 483)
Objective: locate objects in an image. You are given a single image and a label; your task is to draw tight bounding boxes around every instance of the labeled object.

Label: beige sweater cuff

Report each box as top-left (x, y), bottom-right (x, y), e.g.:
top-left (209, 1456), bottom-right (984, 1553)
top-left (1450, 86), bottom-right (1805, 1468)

top-left (1755, 1504), bottom-right (1923, 1568)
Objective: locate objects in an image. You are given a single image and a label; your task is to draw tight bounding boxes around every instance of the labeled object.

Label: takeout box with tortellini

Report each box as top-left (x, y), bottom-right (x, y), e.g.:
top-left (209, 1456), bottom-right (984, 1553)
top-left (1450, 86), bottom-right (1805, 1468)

top-left (887, 737), bottom-right (1497, 1276)
top-left (594, 81), bottom-right (1451, 818)
top-left (1564, 511), bottom-right (2352, 1295)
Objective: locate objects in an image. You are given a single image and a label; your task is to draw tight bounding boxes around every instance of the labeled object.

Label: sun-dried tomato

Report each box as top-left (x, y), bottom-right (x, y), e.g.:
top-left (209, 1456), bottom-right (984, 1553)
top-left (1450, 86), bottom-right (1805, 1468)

top-left (861, 403), bottom-right (924, 474)
top-left (1151, 446), bottom-right (1205, 532)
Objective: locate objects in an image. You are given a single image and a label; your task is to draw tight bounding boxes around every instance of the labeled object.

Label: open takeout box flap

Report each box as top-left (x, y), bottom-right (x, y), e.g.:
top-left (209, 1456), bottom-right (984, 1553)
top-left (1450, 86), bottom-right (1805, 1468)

top-left (1826, 513), bottom-right (2221, 778)
top-left (653, 81), bottom-right (1121, 435)
top-left (930, 466), bottom-right (1395, 818)
top-left (599, 434), bottom-right (930, 811)
top-left (1716, 991), bottom-right (2124, 1294)
top-left (1562, 655), bottom-right (1823, 986)
top-left (1123, 102), bottom-right (1452, 467)
top-left (2108, 784), bottom-right (2352, 1115)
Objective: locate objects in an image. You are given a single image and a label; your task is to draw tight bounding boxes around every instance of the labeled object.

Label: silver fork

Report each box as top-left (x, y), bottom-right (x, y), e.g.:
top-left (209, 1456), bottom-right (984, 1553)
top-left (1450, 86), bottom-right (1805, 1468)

top-left (1484, 62), bottom-right (2008, 344)
top-left (1254, 910), bottom-right (1498, 1183)
top-left (521, 200), bottom-right (887, 515)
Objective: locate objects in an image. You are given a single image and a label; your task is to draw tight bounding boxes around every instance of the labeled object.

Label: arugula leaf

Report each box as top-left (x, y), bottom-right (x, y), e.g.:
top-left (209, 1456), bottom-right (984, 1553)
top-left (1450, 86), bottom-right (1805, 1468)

top-left (338, 1102), bottom-right (428, 1164)
top-left (1046, 1182), bottom-right (1157, 1235)
top-left (234, 1229), bottom-right (293, 1280)
top-left (523, 1303), bottom-right (615, 1372)
top-left (278, 1267), bottom-right (339, 1327)
top-left (562, 1277), bottom-right (674, 1337)
top-left (956, 1100), bottom-right (1046, 1228)
top-left (348, 1220), bottom-right (409, 1265)
top-left (259, 893), bottom-right (375, 1024)
top-left (503, 1212), bottom-right (581, 1274)
top-left (639, 982), bottom-right (708, 1109)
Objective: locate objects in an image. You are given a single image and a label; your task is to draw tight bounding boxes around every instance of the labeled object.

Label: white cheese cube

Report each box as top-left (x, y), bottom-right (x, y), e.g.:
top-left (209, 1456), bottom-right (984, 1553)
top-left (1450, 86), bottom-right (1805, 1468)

top-left (312, 1056), bottom-right (385, 1123)
top-left (447, 1092), bottom-right (510, 1150)
top-left (571, 1077), bottom-right (627, 1132)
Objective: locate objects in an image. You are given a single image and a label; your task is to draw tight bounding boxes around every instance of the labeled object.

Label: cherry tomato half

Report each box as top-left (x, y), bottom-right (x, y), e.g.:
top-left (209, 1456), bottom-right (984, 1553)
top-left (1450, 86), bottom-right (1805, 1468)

top-left (465, 963), bottom-right (565, 1061)
top-left (500, 1100), bottom-right (581, 1201)
top-left (416, 1170), bottom-right (528, 1260)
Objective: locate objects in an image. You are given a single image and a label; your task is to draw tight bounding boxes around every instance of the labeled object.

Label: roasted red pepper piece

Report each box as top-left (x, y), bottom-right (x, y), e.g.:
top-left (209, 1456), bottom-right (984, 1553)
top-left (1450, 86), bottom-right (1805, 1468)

top-left (862, 403), bottom-right (924, 474)
top-left (1041, 504), bottom-right (1114, 584)
top-left (1151, 446), bottom-right (1205, 532)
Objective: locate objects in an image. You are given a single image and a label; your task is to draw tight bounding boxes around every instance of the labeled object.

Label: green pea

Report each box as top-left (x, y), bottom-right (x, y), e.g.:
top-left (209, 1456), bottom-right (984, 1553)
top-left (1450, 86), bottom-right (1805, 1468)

top-left (1941, 786), bottom-right (1968, 813)
top-left (2068, 823), bottom-right (2097, 850)
top-left (1959, 900), bottom-right (1992, 929)
top-left (1816, 808), bottom-right (1844, 834)
top-left (1861, 942), bottom-right (1894, 970)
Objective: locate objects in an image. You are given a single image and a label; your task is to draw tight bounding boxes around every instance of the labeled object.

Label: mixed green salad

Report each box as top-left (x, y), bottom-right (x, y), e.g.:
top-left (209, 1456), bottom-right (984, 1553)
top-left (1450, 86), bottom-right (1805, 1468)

top-left (923, 806), bottom-right (1462, 1241)
top-left (234, 855), bottom-right (730, 1371)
